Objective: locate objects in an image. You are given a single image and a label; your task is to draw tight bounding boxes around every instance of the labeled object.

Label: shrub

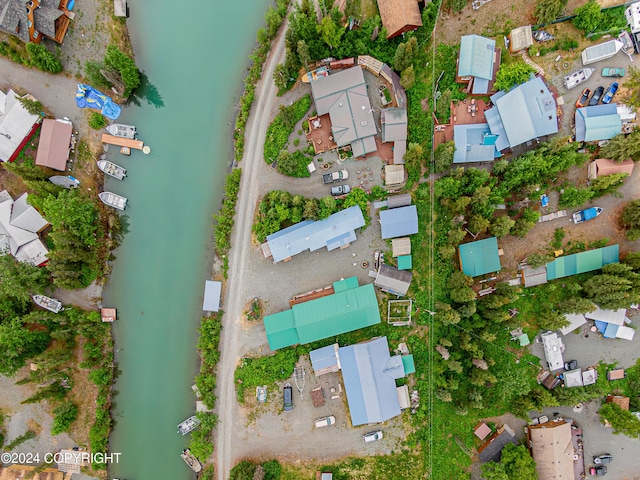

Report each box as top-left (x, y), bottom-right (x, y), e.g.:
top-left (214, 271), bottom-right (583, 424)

top-left (264, 95), bottom-right (311, 163)
top-left (559, 185), bottom-right (594, 208)
top-left (621, 199), bottom-right (640, 240)
top-left (104, 45), bottom-right (141, 97)
top-left (25, 43), bottom-right (62, 73)
top-left (276, 150), bottom-right (311, 178)
top-left (88, 113), bottom-right (108, 130)
top-left (51, 402), bottom-right (78, 435)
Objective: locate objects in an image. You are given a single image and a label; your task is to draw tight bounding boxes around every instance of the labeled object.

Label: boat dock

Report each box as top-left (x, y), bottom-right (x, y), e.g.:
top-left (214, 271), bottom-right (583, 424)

top-left (102, 134), bottom-right (145, 151)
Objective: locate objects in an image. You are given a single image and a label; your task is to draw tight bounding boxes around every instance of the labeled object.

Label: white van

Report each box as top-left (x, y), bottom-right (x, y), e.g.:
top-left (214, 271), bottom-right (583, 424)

top-left (363, 430), bottom-right (383, 442)
top-left (314, 416), bottom-right (336, 428)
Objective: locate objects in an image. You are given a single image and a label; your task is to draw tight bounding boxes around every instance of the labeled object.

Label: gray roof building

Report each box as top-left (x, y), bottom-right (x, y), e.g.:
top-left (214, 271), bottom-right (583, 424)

top-left (310, 67), bottom-right (377, 157)
top-left (202, 280), bottom-right (222, 312)
top-left (575, 104), bottom-right (621, 142)
top-left (477, 424), bottom-right (517, 463)
top-left (0, 0), bottom-right (68, 43)
top-left (381, 108), bottom-right (407, 142)
top-left (387, 194), bottom-right (412, 209)
top-left (0, 190), bottom-right (49, 265)
top-left (0, 89), bottom-right (41, 163)
top-left (453, 123), bottom-right (499, 163)
top-left (265, 205), bottom-right (365, 263)
top-left (374, 264), bottom-right (412, 296)
top-left (485, 76), bottom-right (558, 151)
top-left (380, 205), bottom-right (418, 239)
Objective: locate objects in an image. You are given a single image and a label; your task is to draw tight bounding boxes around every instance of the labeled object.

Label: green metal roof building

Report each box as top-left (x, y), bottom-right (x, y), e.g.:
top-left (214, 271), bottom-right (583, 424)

top-left (458, 237), bottom-right (501, 277)
top-left (264, 277), bottom-right (381, 350)
top-left (546, 245), bottom-right (619, 281)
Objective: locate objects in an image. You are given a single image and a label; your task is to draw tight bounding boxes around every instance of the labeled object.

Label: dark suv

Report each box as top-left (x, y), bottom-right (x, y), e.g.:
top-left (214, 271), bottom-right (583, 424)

top-left (283, 383), bottom-right (293, 412)
top-left (589, 86), bottom-right (604, 106)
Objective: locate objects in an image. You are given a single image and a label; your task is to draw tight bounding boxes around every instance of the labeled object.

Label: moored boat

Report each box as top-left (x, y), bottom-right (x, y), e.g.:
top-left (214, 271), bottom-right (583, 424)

top-left (533, 30), bottom-right (554, 42)
top-left (49, 175), bottom-right (80, 189)
top-left (180, 449), bottom-right (202, 473)
top-left (32, 295), bottom-right (63, 313)
top-left (97, 160), bottom-right (127, 180)
top-left (98, 192), bottom-right (128, 210)
top-left (106, 123), bottom-right (137, 139)
top-left (177, 415), bottom-right (200, 435)
top-left (563, 68), bottom-right (594, 89)
top-left (301, 66), bottom-right (329, 83)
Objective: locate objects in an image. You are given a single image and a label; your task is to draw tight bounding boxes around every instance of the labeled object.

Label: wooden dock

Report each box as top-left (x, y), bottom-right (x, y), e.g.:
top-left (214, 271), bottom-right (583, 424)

top-left (101, 133), bottom-right (144, 150)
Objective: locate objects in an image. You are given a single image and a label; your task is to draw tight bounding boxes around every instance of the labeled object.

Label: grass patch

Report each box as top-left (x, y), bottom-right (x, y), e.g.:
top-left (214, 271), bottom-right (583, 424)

top-left (264, 95), bottom-right (312, 164)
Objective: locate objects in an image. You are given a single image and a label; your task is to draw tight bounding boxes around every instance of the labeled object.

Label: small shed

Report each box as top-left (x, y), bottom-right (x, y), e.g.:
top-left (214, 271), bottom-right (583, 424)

top-left (509, 25), bottom-right (533, 53)
top-left (458, 237), bottom-right (501, 277)
top-left (607, 368), bottom-right (625, 380)
top-left (392, 237), bottom-right (411, 257)
top-left (582, 368), bottom-right (597, 385)
top-left (397, 255), bottom-right (412, 270)
top-left (101, 308), bottom-right (116, 322)
top-left (374, 264), bottom-right (412, 296)
top-left (397, 384), bottom-right (410, 409)
top-left (521, 264), bottom-right (547, 287)
top-left (114, 0), bottom-right (127, 17)
top-left (202, 280), bottom-right (222, 312)
top-left (594, 158), bottom-right (634, 177)
top-left (606, 394), bottom-right (630, 410)
top-left (309, 343), bottom-right (340, 376)
top-left (385, 164), bottom-right (405, 185)
top-left (35, 119), bottom-right (73, 171)
top-left (387, 193), bottom-right (412, 209)
top-left (474, 422), bottom-right (492, 440)
top-left (563, 368), bottom-right (583, 388)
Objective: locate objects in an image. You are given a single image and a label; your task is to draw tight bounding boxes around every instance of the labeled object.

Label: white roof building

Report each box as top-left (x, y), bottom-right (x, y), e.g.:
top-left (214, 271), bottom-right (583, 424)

top-left (0, 190), bottom-right (49, 266)
top-left (0, 89), bottom-right (41, 163)
top-left (626, 1), bottom-right (640, 33)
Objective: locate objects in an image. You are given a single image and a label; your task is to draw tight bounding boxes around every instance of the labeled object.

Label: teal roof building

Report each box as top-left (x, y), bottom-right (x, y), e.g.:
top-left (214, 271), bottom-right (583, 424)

top-left (546, 245), bottom-right (619, 281)
top-left (264, 277), bottom-right (381, 350)
top-left (458, 35), bottom-right (497, 94)
top-left (458, 237), bottom-right (501, 277)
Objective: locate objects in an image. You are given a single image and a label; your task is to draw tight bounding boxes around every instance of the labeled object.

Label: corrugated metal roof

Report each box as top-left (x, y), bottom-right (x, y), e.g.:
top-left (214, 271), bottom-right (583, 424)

top-left (10, 193), bottom-right (48, 233)
top-left (35, 119), bottom-right (73, 171)
top-left (510, 25), bottom-right (533, 52)
top-left (484, 108), bottom-right (509, 152)
top-left (266, 206), bottom-right (365, 263)
top-left (381, 108), bottom-right (407, 142)
top-left (0, 89), bottom-right (40, 162)
top-left (546, 245), bottom-right (619, 280)
top-left (309, 344), bottom-right (340, 373)
top-left (585, 306), bottom-right (626, 325)
top-left (453, 123), bottom-right (497, 163)
top-left (393, 139), bottom-right (406, 164)
top-left (488, 77), bottom-right (558, 150)
top-left (458, 35), bottom-right (496, 80)
top-left (0, 196), bottom-right (38, 251)
top-left (387, 194), bottom-right (412, 209)
top-left (392, 237), bottom-right (411, 257)
top-left (575, 105), bottom-right (621, 142)
top-left (458, 237), bottom-right (501, 277)
top-left (374, 264), bottom-right (412, 295)
top-left (339, 336), bottom-right (403, 425)
top-left (264, 282), bottom-right (381, 350)
top-left (334, 276), bottom-right (359, 292)
top-left (15, 238), bottom-right (48, 266)
top-left (401, 354), bottom-right (415, 374)
top-left (380, 205), bottom-right (418, 239)
top-left (202, 280), bottom-right (222, 312)
top-left (397, 255), bottom-right (412, 270)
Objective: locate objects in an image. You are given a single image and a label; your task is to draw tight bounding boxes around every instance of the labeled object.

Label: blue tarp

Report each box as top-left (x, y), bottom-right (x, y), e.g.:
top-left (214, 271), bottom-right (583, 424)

top-left (595, 320), bottom-right (608, 334)
top-left (582, 207), bottom-right (598, 221)
top-left (75, 84), bottom-right (121, 120)
top-left (67, 0), bottom-right (75, 9)
top-left (541, 194), bottom-right (549, 207)
top-left (604, 323), bottom-right (619, 338)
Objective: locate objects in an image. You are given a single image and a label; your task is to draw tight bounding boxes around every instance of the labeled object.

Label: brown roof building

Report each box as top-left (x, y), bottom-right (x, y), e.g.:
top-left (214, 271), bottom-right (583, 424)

top-left (528, 420), bottom-right (574, 480)
top-left (606, 394), bottom-right (630, 410)
top-left (0, 0), bottom-right (72, 44)
top-left (35, 119), bottom-right (72, 171)
top-left (0, 465), bottom-right (63, 480)
top-left (377, 0), bottom-right (423, 39)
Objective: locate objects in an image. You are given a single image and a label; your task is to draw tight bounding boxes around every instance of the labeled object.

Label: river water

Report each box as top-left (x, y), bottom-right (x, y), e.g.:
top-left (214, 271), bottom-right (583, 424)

top-left (105, 2), bottom-right (271, 478)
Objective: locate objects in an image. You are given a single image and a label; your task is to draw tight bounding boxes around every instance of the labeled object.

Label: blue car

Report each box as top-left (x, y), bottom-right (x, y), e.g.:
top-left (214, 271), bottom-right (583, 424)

top-left (602, 82), bottom-right (618, 104)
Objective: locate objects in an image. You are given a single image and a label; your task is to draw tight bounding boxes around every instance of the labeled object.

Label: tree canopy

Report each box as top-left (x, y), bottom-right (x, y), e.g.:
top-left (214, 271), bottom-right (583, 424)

top-left (493, 62), bottom-right (536, 92)
top-left (573, 0), bottom-right (602, 34)
top-left (621, 199), bottom-right (640, 240)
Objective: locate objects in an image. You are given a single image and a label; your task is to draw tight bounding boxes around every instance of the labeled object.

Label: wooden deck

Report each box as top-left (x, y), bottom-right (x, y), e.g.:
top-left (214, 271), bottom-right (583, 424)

top-left (101, 134), bottom-right (144, 150)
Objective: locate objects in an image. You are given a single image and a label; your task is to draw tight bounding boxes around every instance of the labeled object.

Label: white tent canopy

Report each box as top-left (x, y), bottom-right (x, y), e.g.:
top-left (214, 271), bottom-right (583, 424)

top-left (616, 325), bottom-right (635, 341)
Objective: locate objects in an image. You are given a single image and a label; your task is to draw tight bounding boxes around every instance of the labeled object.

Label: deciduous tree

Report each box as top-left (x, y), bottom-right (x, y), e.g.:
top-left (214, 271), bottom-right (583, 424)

top-left (493, 62), bottom-right (536, 92)
top-left (573, 0), bottom-right (602, 34)
top-left (434, 141), bottom-right (455, 173)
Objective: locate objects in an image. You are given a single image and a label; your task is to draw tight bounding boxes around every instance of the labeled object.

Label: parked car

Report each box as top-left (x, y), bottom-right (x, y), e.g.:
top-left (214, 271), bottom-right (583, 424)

top-left (590, 466), bottom-right (607, 476)
top-left (283, 383), bottom-right (293, 412)
top-left (331, 184), bottom-right (351, 196)
top-left (564, 359), bottom-right (578, 371)
top-left (602, 82), bottom-right (618, 104)
top-left (314, 416), bottom-right (336, 428)
top-left (593, 454), bottom-right (612, 464)
top-left (576, 88), bottom-right (591, 108)
top-left (589, 86), bottom-right (605, 106)
top-left (363, 430), bottom-right (383, 443)
top-left (602, 67), bottom-right (625, 77)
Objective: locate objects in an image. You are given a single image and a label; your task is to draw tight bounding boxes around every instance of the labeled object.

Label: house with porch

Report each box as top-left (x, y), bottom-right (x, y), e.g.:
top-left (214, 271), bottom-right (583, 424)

top-left (376, 0), bottom-right (423, 39)
top-left (575, 104), bottom-right (622, 142)
top-left (457, 35), bottom-right (500, 95)
top-left (0, 0), bottom-right (73, 44)
top-left (0, 89), bottom-right (41, 163)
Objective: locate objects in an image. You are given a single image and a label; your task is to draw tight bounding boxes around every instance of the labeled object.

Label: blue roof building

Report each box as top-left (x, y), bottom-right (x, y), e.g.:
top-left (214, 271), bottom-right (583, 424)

top-left (459, 237), bottom-right (501, 277)
top-left (380, 205), bottom-right (418, 239)
top-left (310, 336), bottom-right (413, 425)
top-left (265, 206), bottom-right (365, 263)
top-left (458, 35), bottom-right (498, 94)
top-left (575, 104), bottom-right (621, 142)
top-left (485, 76), bottom-right (558, 151)
top-left (453, 123), bottom-right (500, 163)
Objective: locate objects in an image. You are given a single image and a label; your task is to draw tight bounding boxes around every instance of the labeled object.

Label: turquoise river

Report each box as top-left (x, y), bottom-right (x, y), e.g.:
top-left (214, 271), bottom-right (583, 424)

top-left (105, 1), bottom-right (272, 478)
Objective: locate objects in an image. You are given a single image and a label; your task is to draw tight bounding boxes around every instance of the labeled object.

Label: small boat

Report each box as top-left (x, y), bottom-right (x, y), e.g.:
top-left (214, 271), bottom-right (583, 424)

top-left (256, 386), bottom-right (267, 403)
top-left (97, 160), bottom-right (127, 180)
top-left (120, 146), bottom-right (131, 156)
top-left (180, 449), bottom-right (202, 473)
top-left (49, 175), bottom-right (80, 189)
top-left (533, 30), bottom-right (554, 42)
top-left (32, 295), bottom-right (63, 313)
top-left (99, 192), bottom-right (128, 210)
top-left (177, 415), bottom-right (200, 435)
top-left (563, 68), bottom-right (594, 89)
top-left (106, 123), bottom-right (137, 139)
top-left (301, 66), bottom-right (329, 83)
